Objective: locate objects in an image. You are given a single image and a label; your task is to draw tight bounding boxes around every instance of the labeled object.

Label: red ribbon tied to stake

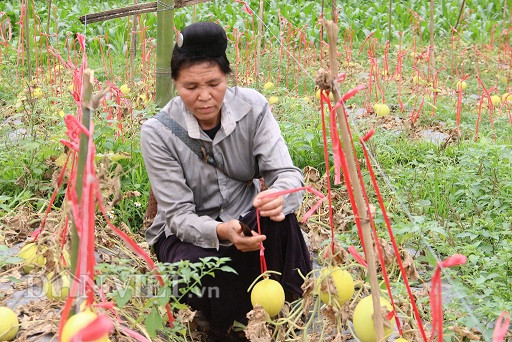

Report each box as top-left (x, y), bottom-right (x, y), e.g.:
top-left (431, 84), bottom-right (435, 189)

top-left (429, 254), bottom-right (467, 342)
top-left (492, 311), bottom-right (510, 342)
top-left (234, 0), bottom-right (253, 15)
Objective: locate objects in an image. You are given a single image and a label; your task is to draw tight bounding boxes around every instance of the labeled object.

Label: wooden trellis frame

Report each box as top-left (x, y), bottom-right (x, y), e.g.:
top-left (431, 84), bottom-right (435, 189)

top-left (79, 0), bottom-right (212, 107)
top-left (79, 0), bottom-right (211, 24)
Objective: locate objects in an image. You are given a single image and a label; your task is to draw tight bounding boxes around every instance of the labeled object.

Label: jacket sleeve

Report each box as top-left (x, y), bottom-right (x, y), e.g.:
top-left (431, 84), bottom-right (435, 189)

top-left (141, 121), bottom-right (223, 250)
top-left (252, 104), bottom-right (305, 214)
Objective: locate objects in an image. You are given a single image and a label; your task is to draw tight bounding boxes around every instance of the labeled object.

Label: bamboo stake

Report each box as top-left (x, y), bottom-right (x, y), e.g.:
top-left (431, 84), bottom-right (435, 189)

top-left (255, 0), bottom-right (264, 85)
top-left (193, 4), bottom-right (197, 22)
top-left (429, 0), bottom-right (436, 78)
top-left (71, 69), bottom-right (94, 275)
top-left (322, 20), bottom-right (386, 341)
top-left (156, 0), bottom-right (175, 109)
top-left (72, 68), bottom-right (109, 299)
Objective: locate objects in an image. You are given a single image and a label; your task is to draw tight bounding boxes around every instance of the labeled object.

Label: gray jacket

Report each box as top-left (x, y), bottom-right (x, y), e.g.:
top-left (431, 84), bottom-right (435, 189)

top-left (141, 87), bottom-right (304, 250)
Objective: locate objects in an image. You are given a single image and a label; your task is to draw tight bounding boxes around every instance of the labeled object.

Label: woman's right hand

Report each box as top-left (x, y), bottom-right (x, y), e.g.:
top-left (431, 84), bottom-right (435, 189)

top-left (216, 220), bottom-right (266, 252)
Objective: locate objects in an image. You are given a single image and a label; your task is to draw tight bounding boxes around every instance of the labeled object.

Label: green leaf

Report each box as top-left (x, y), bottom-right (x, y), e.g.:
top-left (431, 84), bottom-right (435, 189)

top-left (218, 265), bottom-right (237, 274)
top-left (189, 286), bottom-right (203, 298)
top-left (156, 286), bottom-right (173, 307)
top-left (114, 287), bottom-right (133, 309)
top-left (0, 195), bottom-right (12, 202)
top-left (144, 307), bottom-right (164, 339)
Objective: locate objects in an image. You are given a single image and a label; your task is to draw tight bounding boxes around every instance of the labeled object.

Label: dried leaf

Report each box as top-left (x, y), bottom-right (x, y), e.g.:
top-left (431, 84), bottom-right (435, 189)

top-left (401, 249), bottom-right (420, 280)
top-left (123, 190), bottom-right (141, 199)
top-left (321, 305), bottom-right (337, 327)
top-left (321, 242), bottom-right (347, 266)
top-left (245, 305), bottom-right (272, 342)
top-left (449, 325), bottom-right (482, 340)
top-left (303, 166), bottom-right (320, 183)
top-left (379, 238), bottom-right (394, 265)
top-left (177, 307), bottom-right (196, 324)
top-left (301, 276), bottom-right (315, 315)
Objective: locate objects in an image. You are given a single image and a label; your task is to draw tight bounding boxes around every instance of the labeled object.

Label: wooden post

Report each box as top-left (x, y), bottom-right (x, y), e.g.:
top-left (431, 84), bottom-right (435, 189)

top-left (322, 20), bottom-right (386, 341)
top-left (254, 0), bottom-right (264, 85)
top-left (156, 0), bottom-right (175, 109)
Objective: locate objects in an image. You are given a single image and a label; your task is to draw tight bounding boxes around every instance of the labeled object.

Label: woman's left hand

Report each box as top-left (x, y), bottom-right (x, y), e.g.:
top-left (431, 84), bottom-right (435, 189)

top-left (253, 189), bottom-right (285, 222)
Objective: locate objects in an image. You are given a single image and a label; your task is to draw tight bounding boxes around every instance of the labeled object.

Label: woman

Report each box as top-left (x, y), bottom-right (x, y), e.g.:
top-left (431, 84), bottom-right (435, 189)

top-left (141, 21), bottom-right (311, 339)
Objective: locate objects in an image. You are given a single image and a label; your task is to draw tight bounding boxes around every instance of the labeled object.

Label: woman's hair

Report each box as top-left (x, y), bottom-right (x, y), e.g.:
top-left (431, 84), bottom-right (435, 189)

top-left (171, 22), bottom-right (231, 79)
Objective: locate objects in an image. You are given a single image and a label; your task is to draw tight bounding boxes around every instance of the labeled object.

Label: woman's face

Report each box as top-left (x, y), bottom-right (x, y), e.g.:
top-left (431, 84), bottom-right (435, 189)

top-left (174, 62), bottom-right (228, 130)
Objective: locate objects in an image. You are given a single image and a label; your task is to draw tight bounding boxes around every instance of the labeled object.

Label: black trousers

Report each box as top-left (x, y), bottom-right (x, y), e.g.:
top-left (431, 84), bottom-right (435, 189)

top-left (153, 208), bottom-right (312, 332)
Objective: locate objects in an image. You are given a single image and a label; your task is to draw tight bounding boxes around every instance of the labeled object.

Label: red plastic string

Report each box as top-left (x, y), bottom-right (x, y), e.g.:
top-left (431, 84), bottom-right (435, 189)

top-left (59, 216), bottom-right (70, 266)
top-left (58, 159), bottom-right (80, 341)
top-left (395, 51), bottom-right (405, 112)
top-left (368, 51), bottom-right (385, 103)
top-left (455, 74), bottom-right (470, 132)
top-left (365, 53), bottom-right (374, 112)
top-left (347, 246), bottom-right (367, 267)
top-left (476, 76), bottom-right (497, 139)
top-left (342, 84), bottom-right (366, 103)
top-left (92, 269), bottom-right (151, 342)
top-left (360, 132), bottom-right (428, 341)
top-left (58, 32), bottom-right (91, 339)
top-left (15, 2), bottom-right (26, 80)
top-left (383, 41), bottom-right (390, 78)
top-left (95, 183), bottom-right (175, 326)
top-left (324, 84), bottom-right (366, 185)
top-left (357, 31), bottom-right (375, 57)
top-left (429, 254), bottom-right (467, 342)
top-left (325, 94), bottom-right (367, 256)
top-left (352, 142), bottom-right (402, 334)
top-left (255, 209), bottom-right (267, 274)
top-left (301, 197), bottom-right (327, 222)
top-left (411, 96), bottom-right (425, 123)
top-left (255, 186), bottom-right (326, 223)
top-left (492, 311), bottom-right (510, 342)
top-left (331, 93), bottom-right (404, 333)
top-left (430, 67), bottom-right (445, 117)
top-left (31, 151), bottom-right (71, 241)
top-left (256, 186), bottom-right (325, 273)
top-left (255, 186), bottom-right (326, 270)
top-left (69, 315), bottom-right (113, 342)
top-left (329, 99), bottom-right (402, 333)
top-left (57, 33), bottom-right (177, 338)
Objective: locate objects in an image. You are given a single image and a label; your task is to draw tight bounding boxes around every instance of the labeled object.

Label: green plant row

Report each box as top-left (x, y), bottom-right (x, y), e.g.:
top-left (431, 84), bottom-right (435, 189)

top-left (0, 0), bottom-right (509, 59)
